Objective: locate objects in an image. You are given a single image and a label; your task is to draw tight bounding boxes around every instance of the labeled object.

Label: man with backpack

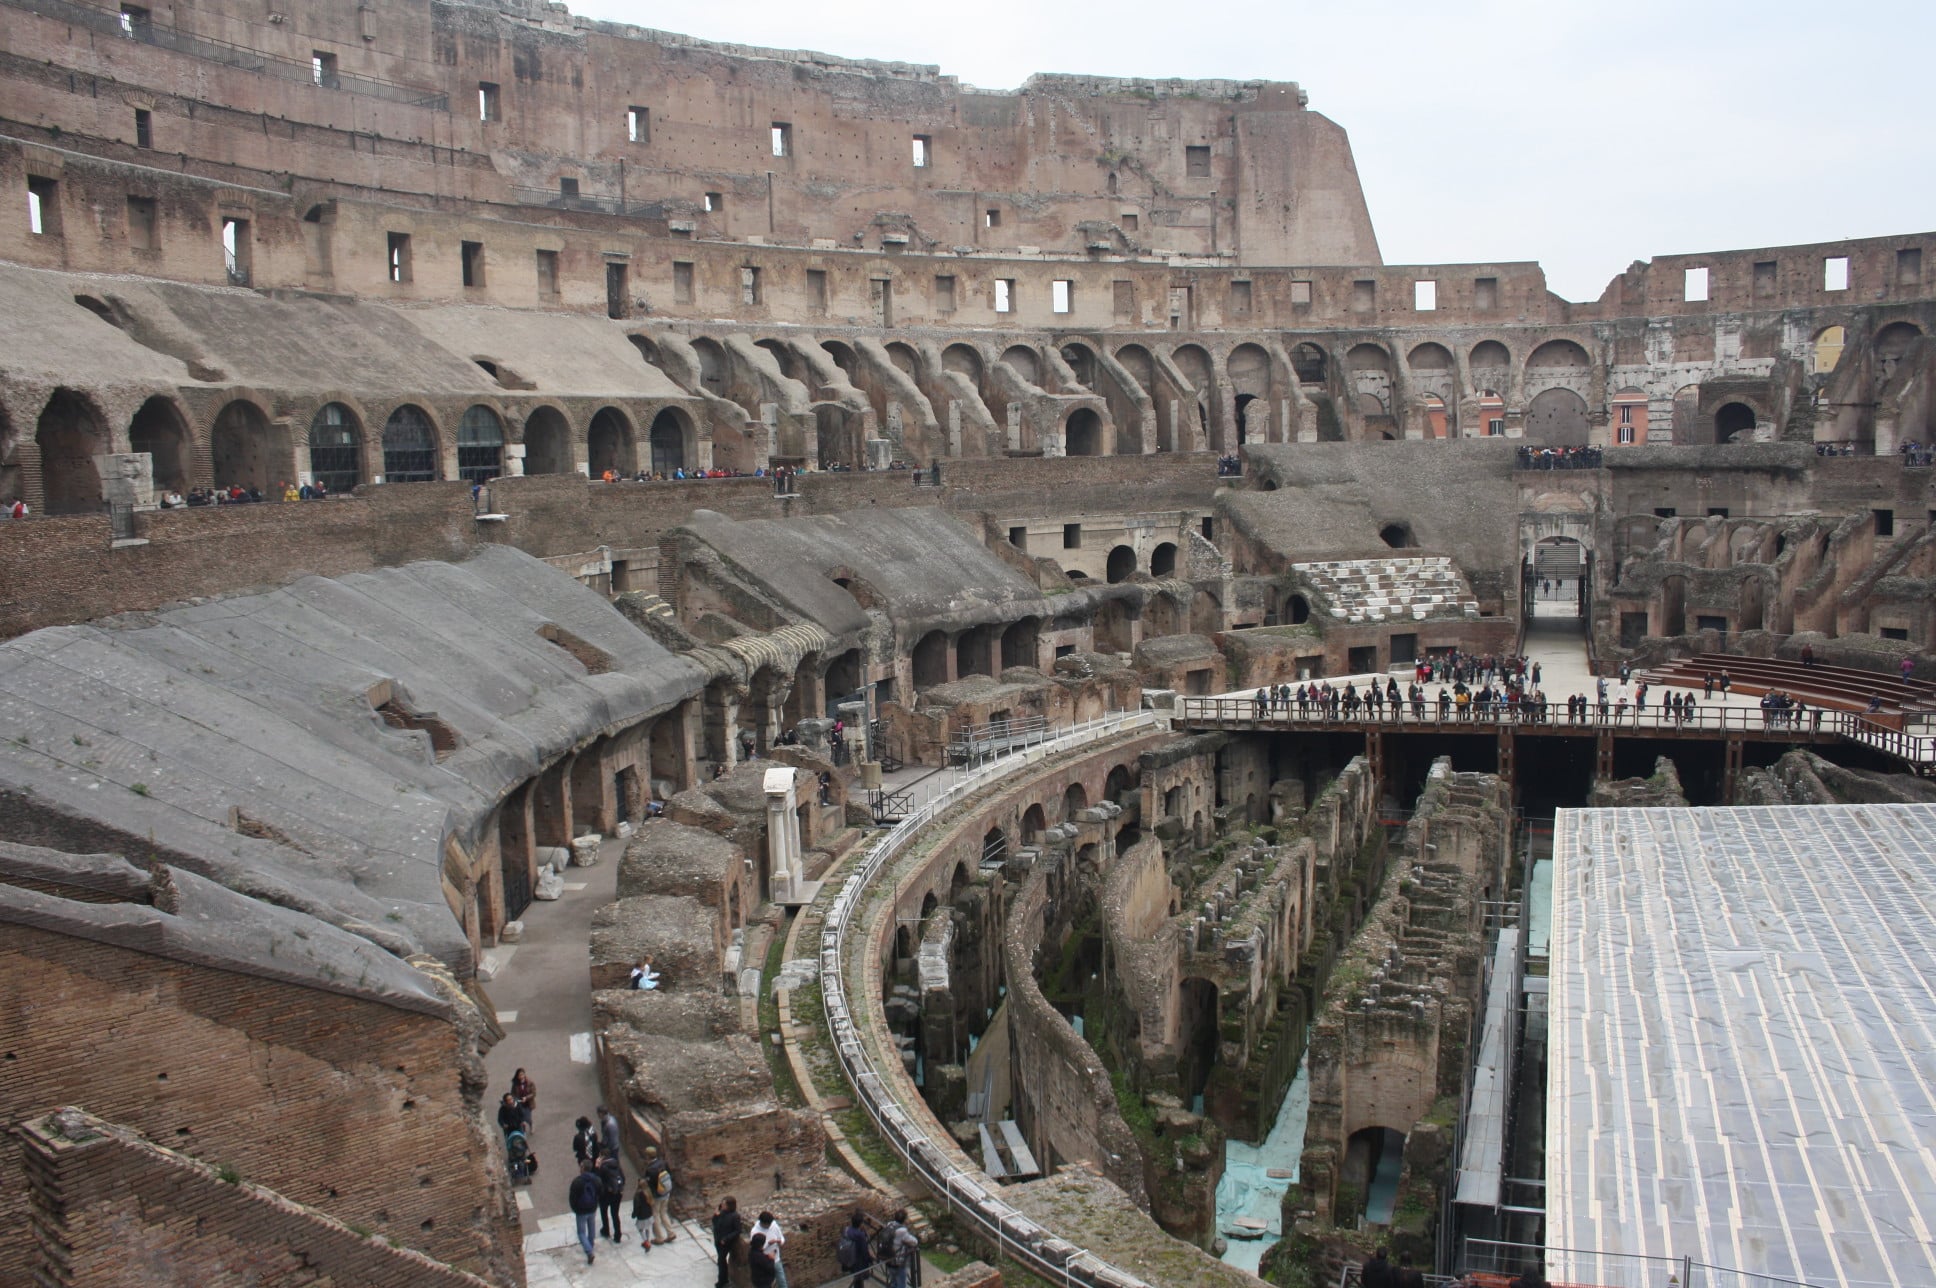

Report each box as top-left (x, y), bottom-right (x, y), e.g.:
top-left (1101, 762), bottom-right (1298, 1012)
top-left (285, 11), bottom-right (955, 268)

top-left (872, 1209), bottom-right (919, 1288)
top-left (836, 1212), bottom-right (873, 1286)
top-left (644, 1145), bottom-right (676, 1244)
top-left (568, 1159), bottom-right (602, 1265)
top-left (712, 1196), bottom-right (745, 1288)
top-left (597, 1152), bottom-right (626, 1244)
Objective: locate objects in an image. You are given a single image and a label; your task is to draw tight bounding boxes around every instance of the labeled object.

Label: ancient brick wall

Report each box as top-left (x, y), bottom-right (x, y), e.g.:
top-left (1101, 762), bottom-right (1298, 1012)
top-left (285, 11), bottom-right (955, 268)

top-left (16, 1108), bottom-right (501, 1288)
top-left (0, 926), bottom-right (521, 1287)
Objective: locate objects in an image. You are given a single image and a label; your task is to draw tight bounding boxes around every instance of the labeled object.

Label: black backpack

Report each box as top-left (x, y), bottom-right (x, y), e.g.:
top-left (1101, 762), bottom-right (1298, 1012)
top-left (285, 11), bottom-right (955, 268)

top-left (600, 1159), bottom-right (626, 1198)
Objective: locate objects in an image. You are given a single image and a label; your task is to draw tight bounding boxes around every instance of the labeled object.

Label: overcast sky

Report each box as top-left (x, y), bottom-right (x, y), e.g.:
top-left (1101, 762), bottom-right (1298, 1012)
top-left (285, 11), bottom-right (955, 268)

top-left (566, 0), bottom-right (1936, 302)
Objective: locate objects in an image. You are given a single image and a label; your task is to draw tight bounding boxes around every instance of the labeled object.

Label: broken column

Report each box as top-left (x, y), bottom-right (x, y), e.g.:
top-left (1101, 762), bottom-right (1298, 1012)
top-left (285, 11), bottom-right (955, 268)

top-left (764, 765), bottom-right (803, 902)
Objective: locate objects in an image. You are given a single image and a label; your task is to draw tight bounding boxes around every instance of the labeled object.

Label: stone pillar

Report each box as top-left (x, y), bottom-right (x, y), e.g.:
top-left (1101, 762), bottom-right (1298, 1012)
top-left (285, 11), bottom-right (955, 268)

top-left (95, 453), bottom-right (156, 510)
top-left (764, 766), bottom-right (803, 902)
top-left (502, 442), bottom-right (527, 477)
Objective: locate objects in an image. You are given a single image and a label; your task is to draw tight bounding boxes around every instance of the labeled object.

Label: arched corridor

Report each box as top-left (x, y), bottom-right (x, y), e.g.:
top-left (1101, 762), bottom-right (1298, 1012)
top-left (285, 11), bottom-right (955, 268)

top-left (35, 390), bottom-right (107, 515)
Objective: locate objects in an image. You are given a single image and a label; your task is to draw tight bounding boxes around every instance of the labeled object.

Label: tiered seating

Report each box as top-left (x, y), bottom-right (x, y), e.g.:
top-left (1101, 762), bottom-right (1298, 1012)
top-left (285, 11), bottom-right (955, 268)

top-left (1642, 652), bottom-right (1935, 715)
top-left (1293, 556), bottom-right (1480, 624)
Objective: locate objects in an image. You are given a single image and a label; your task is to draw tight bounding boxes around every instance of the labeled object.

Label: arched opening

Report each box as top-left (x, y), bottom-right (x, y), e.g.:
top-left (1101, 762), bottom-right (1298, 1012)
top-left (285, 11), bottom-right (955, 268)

top-left (1290, 343), bottom-right (1327, 385)
top-left (1065, 407), bottom-right (1102, 456)
top-left (1661, 574), bottom-right (1687, 637)
top-left (1379, 523), bottom-right (1415, 549)
top-left (885, 341), bottom-right (921, 380)
top-left (1000, 618), bottom-right (1039, 670)
top-left (457, 406), bottom-right (503, 484)
top-left (982, 828), bottom-right (1008, 871)
top-left (129, 396), bottom-right (190, 494)
top-left (1284, 593), bottom-right (1311, 625)
top-left (1470, 340), bottom-right (1511, 371)
top-left (1233, 393), bottom-right (1257, 445)
top-left (522, 407), bottom-right (573, 476)
top-left (1105, 545), bottom-right (1137, 583)
top-left (942, 343), bottom-right (984, 389)
top-left (1020, 803), bottom-right (1047, 846)
top-left (820, 340), bottom-right (860, 384)
top-left (691, 338), bottom-right (728, 396)
top-left (1000, 345), bottom-right (1041, 387)
top-left (1714, 402), bottom-right (1757, 443)
top-left (1526, 339), bottom-right (1591, 371)
top-left (382, 405), bottom-right (440, 482)
top-left (1061, 782), bottom-right (1089, 820)
top-left (1533, 537), bottom-right (1586, 617)
top-left (1177, 977), bottom-right (1219, 1106)
top-left (649, 408), bottom-right (688, 475)
top-left (1875, 321), bottom-right (1923, 387)
top-left (1150, 542), bottom-right (1178, 577)
top-left (956, 626), bottom-right (993, 679)
top-left (814, 404), bottom-right (848, 469)
top-left (919, 890), bottom-right (939, 921)
top-left (627, 334), bottom-right (662, 369)
top-left (1061, 343), bottom-right (1098, 390)
top-left (306, 402), bottom-right (360, 493)
top-left (755, 338), bottom-right (802, 383)
top-left (912, 630), bottom-right (949, 688)
top-left (210, 399), bottom-right (282, 494)
top-left (1525, 388), bottom-right (1590, 446)
top-left (587, 407), bottom-right (634, 477)
top-left (1342, 1127), bottom-right (1408, 1224)
top-left (35, 390), bottom-right (107, 515)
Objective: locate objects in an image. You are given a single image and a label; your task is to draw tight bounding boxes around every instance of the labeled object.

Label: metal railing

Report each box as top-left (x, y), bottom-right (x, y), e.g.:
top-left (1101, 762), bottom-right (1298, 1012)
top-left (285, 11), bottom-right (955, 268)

top-left (947, 714), bottom-right (1052, 767)
top-left (1456, 1240), bottom-right (1833, 1288)
top-left (4, 0), bottom-right (450, 109)
top-left (821, 708), bottom-right (1166, 1288)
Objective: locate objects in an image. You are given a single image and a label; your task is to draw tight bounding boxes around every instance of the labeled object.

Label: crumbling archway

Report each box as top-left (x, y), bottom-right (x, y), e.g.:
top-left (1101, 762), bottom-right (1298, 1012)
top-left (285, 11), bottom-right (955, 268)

top-left (1150, 542), bottom-right (1178, 577)
top-left (912, 630), bottom-right (949, 688)
top-left (649, 408), bottom-right (689, 475)
top-left (210, 399), bottom-right (283, 495)
top-left (130, 396), bottom-right (191, 494)
top-left (35, 389), bottom-right (107, 515)
top-left (1064, 407), bottom-right (1102, 456)
top-left (1715, 402), bottom-right (1757, 443)
top-left (1106, 545), bottom-right (1137, 583)
top-left (587, 406), bottom-right (634, 477)
top-left (523, 406), bottom-right (573, 476)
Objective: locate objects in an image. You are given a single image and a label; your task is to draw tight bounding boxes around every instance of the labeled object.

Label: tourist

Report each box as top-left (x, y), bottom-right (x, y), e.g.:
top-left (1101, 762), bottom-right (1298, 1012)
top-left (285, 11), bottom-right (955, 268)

top-left (572, 1115), bottom-right (598, 1164)
top-left (7, 498), bottom-right (27, 518)
top-left (497, 1091), bottom-right (524, 1136)
top-left (644, 1146), bottom-right (677, 1243)
top-left (598, 1150), bottom-right (627, 1242)
top-left (1360, 1246), bottom-right (1395, 1288)
top-left (1800, 643), bottom-right (1815, 668)
top-left (753, 1210), bottom-right (789, 1288)
top-left (874, 1209), bottom-right (919, 1288)
top-left (630, 955), bottom-right (661, 990)
top-left (632, 1175), bottom-right (655, 1249)
top-left (1703, 673), bottom-right (1715, 699)
top-left (749, 1233), bottom-right (779, 1288)
top-left (598, 1104), bottom-right (621, 1160)
top-left (1903, 656), bottom-right (1916, 681)
top-left (1394, 1252), bottom-right (1426, 1288)
top-left (512, 1067), bottom-right (537, 1124)
top-left (569, 1159), bottom-right (603, 1265)
top-left (1719, 669), bottom-right (1732, 696)
top-left (837, 1212), bottom-right (873, 1285)
top-left (713, 1197), bottom-right (744, 1288)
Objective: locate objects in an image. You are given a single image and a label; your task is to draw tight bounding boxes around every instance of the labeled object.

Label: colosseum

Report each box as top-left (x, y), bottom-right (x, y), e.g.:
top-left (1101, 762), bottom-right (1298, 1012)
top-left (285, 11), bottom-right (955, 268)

top-left (1, 3), bottom-right (1932, 1287)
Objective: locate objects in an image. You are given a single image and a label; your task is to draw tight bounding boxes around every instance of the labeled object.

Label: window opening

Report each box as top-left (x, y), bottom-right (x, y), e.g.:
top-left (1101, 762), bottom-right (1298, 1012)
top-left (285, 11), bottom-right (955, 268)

top-left (1230, 280), bottom-right (1251, 316)
top-left (387, 231), bottom-right (412, 283)
top-left (308, 403), bottom-right (360, 493)
top-left (606, 262), bottom-right (629, 319)
top-left (1185, 145), bottom-right (1211, 177)
top-left (535, 249), bottom-right (558, 298)
top-left (770, 122), bottom-right (791, 157)
top-left (1414, 279), bottom-right (1437, 311)
top-left (1063, 523), bottom-right (1081, 549)
top-left (808, 269), bottom-right (829, 313)
top-left (673, 260), bottom-right (694, 303)
top-left (119, 5), bottom-right (150, 37)
top-left (457, 406), bottom-right (504, 484)
top-left (704, 192), bottom-right (722, 213)
top-left (628, 106), bottom-right (649, 143)
top-left (127, 196), bottom-right (157, 250)
top-left (1683, 266), bottom-right (1709, 301)
top-left (994, 279), bottom-right (1013, 313)
top-left (740, 266), bottom-right (762, 306)
top-left (912, 135), bottom-right (930, 167)
top-left (461, 240), bottom-right (485, 288)
top-left (27, 176), bottom-right (57, 237)
top-left (1051, 280), bottom-right (1071, 314)
top-left (311, 51), bottom-right (338, 88)
top-left (381, 406), bottom-right (438, 482)
top-left (1824, 256), bottom-right (1849, 291)
top-left (222, 217), bottom-right (251, 285)
top-left (478, 82), bottom-right (499, 122)
top-left (933, 274), bottom-right (955, 314)
top-left (984, 208), bottom-right (1000, 228)
top-left (134, 109), bottom-right (152, 149)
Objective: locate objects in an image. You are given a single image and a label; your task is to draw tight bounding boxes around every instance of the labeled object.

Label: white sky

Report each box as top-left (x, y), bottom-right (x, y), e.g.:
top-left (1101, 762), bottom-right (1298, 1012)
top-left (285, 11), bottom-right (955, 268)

top-left (565, 0), bottom-right (1936, 303)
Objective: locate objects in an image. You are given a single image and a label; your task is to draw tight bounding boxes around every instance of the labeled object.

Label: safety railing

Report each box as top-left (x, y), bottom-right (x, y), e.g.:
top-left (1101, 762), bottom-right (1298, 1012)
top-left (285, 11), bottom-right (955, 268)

top-left (821, 708), bottom-right (1166, 1288)
top-left (1455, 1240), bottom-right (1832, 1288)
top-left (1180, 695), bottom-right (1833, 737)
top-left (948, 714), bottom-right (1052, 768)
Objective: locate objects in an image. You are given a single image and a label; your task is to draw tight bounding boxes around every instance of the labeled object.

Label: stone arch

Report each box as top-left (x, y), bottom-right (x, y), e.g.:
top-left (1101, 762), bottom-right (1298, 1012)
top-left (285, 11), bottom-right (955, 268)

top-left (691, 337), bottom-right (729, 395)
top-left (209, 398), bottom-right (284, 494)
top-left (1114, 344), bottom-right (1153, 394)
top-left (522, 406), bottom-right (574, 476)
top-left (912, 630), bottom-right (949, 688)
top-left (1061, 781), bottom-right (1089, 819)
top-left (1001, 345), bottom-right (1041, 387)
top-left (587, 406), bottom-right (634, 476)
top-left (1060, 341), bottom-right (1099, 390)
top-left (649, 407), bottom-right (691, 475)
top-left (942, 343), bottom-right (984, 388)
top-left (820, 340), bottom-right (860, 384)
top-left (1525, 388), bottom-right (1590, 446)
top-left (130, 395), bottom-right (191, 494)
top-left (1345, 343), bottom-right (1392, 374)
top-left (1380, 523), bottom-right (1416, 549)
top-left (755, 338), bottom-right (802, 383)
top-left (381, 404), bottom-right (441, 482)
top-left (1172, 344), bottom-right (1215, 446)
top-left (1000, 617), bottom-right (1040, 669)
top-left (34, 389), bottom-right (109, 515)
top-left (1284, 592), bottom-right (1311, 624)
top-left (885, 341), bottom-right (921, 380)
top-left (1714, 401), bottom-right (1757, 443)
top-left (306, 401), bottom-right (362, 492)
top-left (628, 334), bottom-right (662, 368)
top-left (1471, 340), bottom-right (1511, 369)
top-left (1105, 545), bottom-right (1137, 583)
top-left (1228, 343), bottom-right (1272, 397)
top-left (1876, 321), bottom-right (1924, 387)
top-left (1020, 803), bottom-right (1047, 846)
top-left (1150, 541), bottom-right (1178, 577)
top-left (1407, 342), bottom-right (1453, 371)
top-left (457, 405), bottom-right (504, 484)
top-left (1064, 407), bottom-right (1103, 456)
top-left (1290, 342), bottom-right (1328, 385)
top-left (1526, 339), bottom-right (1590, 370)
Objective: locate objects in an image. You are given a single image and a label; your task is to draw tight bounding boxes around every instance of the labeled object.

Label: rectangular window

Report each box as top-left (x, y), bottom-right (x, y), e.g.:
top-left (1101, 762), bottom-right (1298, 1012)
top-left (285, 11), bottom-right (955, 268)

top-left (1875, 508), bottom-right (1895, 537)
top-left (985, 208), bottom-right (1000, 228)
top-left (673, 260), bottom-right (694, 304)
top-left (1707, 507), bottom-right (1730, 519)
top-left (807, 269), bottom-right (829, 314)
top-left (222, 216), bottom-right (250, 284)
top-left (26, 175), bottom-right (57, 237)
top-left (1063, 523), bottom-right (1081, 549)
top-left (770, 122), bottom-right (791, 157)
top-left (627, 106), bottom-right (649, 144)
top-left (605, 262), bottom-right (629, 319)
top-left (126, 195), bottom-right (156, 250)
top-left (1230, 280), bottom-right (1252, 316)
top-left (1112, 280), bottom-right (1134, 320)
top-left (1881, 626), bottom-right (1910, 641)
top-left (461, 240), bottom-right (485, 288)
top-left (1654, 507), bottom-right (1677, 518)
top-left (1291, 279), bottom-right (1313, 307)
top-left (1753, 260), bottom-right (1777, 297)
top-left (311, 51), bottom-right (338, 88)
top-left (1619, 404), bottom-right (1634, 425)
top-left (1351, 279), bottom-right (1375, 313)
top-left (1414, 279), bottom-right (1437, 311)
top-left (933, 274), bottom-right (955, 314)
top-left (134, 108), bottom-right (152, 149)
top-left (740, 266), bottom-right (762, 306)
top-left (387, 231), bottom-right (412, 283)
top-left (1683, 266), bottom-right (1709, 301)
top-left (1898, 247), bottom-right (1923, 286)
top-left (535, 249), bottom-right (558, 298)
top-left (1201, 516), bottom-right (1214, 540)
top-left (1474, 276), bottom-right (1497, 310)
top-left (1051, 280), bottom-right (1072, 314)
top-left (119, 5), bottom-right (149, 37)
top-left (1008, 526), bottom-right (1027, 549)
top-left (1120, 213), bottom-right (1138, 232)
top-left (1824, 256), bottom-right (1849, 291)
top-left (559, 176), bottom-right (579, 201)
top-left (995, 279), bottom-right (1013, 313)
top-left (1617, 424), bottom-right (1635, 445)
top-left (1487, 418), bottom-right (1505, 437)
top-left (704, 192), bottom-right (722, 213)
top-left (478, 82), bottom-right (499, 122)
top-left (912, 135), bottom-right (930, 168)
top-left (1184, 145), bottom-right (1211, 177)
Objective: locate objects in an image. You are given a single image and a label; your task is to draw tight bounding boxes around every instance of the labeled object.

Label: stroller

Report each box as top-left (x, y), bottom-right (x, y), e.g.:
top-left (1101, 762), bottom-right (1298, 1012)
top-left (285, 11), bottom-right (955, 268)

top-left (505, 1128), bottom-right (536, 1185)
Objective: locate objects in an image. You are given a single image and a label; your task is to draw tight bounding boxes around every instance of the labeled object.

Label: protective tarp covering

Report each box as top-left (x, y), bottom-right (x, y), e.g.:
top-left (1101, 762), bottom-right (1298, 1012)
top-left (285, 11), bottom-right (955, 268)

top-left (1549, 805), bottom-right (1936, 1288)
top-left (1455, 927), bottom-right (1516, 1208)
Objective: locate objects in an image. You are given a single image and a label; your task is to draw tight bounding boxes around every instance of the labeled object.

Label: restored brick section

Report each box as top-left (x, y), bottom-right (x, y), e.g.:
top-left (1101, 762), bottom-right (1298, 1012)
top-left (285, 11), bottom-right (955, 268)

top-left (0, 926), bottom-right (522, 1287)
top-left (17, 1107), bottom-right (499, 1288)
